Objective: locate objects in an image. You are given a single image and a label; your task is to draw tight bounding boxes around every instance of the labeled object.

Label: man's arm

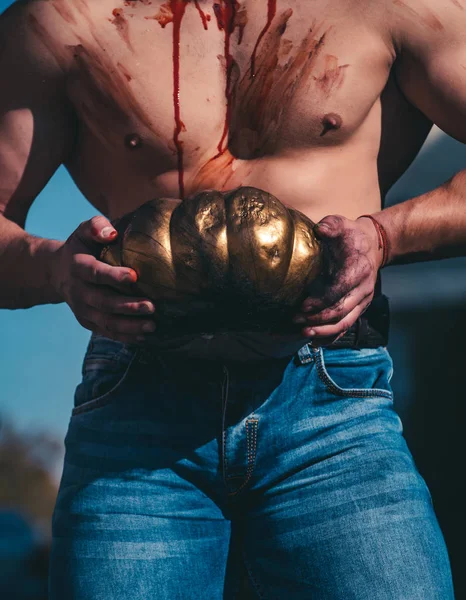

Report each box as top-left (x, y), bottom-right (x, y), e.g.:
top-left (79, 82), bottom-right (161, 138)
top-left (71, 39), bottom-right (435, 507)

top-left (372, 0), bottom-right (466, 265)
top-left (0, 1), bottom-right (74, 308)
top-left (292, 0), bottom-right (466, 341)
top-left (0, 2), bottom-right (156, 344)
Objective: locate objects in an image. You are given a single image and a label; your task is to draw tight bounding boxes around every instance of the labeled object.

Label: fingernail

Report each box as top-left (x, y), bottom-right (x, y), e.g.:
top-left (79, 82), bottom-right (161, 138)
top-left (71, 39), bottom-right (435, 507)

top-left (142, 322), bottom-right (156, 333)
top-left (306, 329), bottom-right (317, 337)
top-left (123, 272), bottom-right (137, 283)
top-left (101, 226), bottom-right (116, 238)
top-left (293, 315), bottom-right (306, 324)
top-left (139, 303), bottom-right (155, 314)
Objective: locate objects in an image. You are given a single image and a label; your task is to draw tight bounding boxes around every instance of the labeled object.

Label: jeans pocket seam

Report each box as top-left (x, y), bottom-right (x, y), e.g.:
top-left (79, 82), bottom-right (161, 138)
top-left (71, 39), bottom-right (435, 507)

top-left (72, 351), bottom-right (139, 416)
top-left (314, 347), bottom-right (393, 399)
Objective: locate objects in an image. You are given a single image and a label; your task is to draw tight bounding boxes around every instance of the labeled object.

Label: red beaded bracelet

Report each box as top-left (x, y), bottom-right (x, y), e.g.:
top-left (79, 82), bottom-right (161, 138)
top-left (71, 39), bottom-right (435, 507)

top-left (358, 214), bottom-right (390, 269)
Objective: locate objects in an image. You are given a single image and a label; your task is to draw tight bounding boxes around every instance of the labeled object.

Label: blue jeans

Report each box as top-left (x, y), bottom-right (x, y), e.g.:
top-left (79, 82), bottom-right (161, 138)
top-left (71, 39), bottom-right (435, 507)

top-left (49, 334), bottom-right (454, 599)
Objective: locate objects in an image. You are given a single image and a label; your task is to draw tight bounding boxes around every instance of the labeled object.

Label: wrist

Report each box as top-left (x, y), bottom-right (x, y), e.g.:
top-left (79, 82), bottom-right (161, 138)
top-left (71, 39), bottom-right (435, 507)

top-left (357, 214), bottom-right (390, 269)
top-left (30, 236), bottom-right (66, 303)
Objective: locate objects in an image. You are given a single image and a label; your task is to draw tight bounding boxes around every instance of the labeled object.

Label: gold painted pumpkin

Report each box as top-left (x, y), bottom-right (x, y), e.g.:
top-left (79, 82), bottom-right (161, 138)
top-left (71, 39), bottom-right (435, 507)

top-left (100, 187), bottom-right (323, 360)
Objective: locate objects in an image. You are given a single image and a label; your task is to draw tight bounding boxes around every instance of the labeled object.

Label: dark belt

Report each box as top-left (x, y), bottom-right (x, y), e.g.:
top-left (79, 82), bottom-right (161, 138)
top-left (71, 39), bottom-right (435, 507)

top-left (324, 293), bottom-right (390, 350)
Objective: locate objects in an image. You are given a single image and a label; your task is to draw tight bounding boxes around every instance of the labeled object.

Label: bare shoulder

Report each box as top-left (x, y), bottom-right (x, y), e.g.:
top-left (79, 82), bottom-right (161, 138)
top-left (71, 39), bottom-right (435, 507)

top-left (388, 0), bottom-right (466, 52)
top-left (0, 0), bottom-right (83, 77)
top-left (0, 1), bottom-right (81, 224)
top-left (385, 0), bottom-right (466, 142)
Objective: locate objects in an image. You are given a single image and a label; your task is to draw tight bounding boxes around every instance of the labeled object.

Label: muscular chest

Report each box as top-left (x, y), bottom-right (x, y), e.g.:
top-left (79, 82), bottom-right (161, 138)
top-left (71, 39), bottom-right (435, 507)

top-left (64, 0), bottom-right (392, 163)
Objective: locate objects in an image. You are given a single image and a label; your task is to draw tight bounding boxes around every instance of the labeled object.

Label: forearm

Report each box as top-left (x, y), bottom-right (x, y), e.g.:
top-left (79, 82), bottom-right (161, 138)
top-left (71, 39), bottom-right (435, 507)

top-left (372, 170), bottom-right (466, 266)
top-left (0, 214), bottom-right (64, 308)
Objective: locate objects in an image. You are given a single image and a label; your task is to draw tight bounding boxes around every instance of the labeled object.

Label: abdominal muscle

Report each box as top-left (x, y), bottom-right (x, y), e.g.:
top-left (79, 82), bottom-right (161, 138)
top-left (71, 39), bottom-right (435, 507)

top-left (84, 132), bottom-right (383, 224)
top-left (162, 144), bottom-right (382, 223)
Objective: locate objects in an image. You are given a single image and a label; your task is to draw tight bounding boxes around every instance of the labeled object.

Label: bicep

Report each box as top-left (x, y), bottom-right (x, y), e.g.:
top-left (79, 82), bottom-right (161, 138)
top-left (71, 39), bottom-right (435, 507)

top-left (0, 1), bottom-right (76, 227)
top-left (393, 0), bottom-right (466, 144)
top-left (395, 46), bottom-right (466, 144)
top-left (0, 105), bottom-right (77, 227)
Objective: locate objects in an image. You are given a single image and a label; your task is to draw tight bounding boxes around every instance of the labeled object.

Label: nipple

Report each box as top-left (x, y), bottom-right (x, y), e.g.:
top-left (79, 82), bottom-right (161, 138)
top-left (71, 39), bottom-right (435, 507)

top-left (124, 133), bottom-right (143, 149)
top-left (320, 113), bottom-right (342, 137)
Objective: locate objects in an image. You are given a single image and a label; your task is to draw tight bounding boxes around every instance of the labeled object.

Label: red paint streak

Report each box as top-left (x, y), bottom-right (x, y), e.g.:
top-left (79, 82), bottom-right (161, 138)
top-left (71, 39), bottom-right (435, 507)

top-left (171, 0), bottom-right (189, 198)
top-left (250, 0), bottom-right (277, 78)
top-left (151, 2), bottom-right (212, 197)
top-left (393, 0), bottom-right (443, 31)
top-left (191, 149), bottom-right (236, 191)
top-left (424, 13), bottom-right (444, 31)
top-left (110, 8), bottom-right (134, 51)
top-left (194, 0), bottom-right (209, 29)
top-left (146, 1), bottom-right (173, 26)
top-left (235, 6), bottom-right (248, 44)
top-left (117, 62), bottom-right (133, 81)
top-left (213, 1), bottom-right (240, 156)
top-left (213, 3), bottom-right (224, 28)
top-left (313, 56), bottom-right (349, 95)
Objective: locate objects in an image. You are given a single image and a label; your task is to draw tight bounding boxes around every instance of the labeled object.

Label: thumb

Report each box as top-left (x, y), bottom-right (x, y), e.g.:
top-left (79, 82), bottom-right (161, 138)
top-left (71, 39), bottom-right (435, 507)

top-left (73, 216), bottom-right (118, 253)
top-left (86, 216), bottom-right (118, 243)
top-left (314, 215), bottom-right (344, 239)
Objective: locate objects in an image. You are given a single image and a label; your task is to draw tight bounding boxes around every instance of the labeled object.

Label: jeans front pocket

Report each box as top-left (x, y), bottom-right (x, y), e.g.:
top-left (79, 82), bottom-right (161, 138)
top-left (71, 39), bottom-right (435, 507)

top-left (313, 346), bottom-right (394, 400)
top-left (72, 335), bottom-right (139, 416)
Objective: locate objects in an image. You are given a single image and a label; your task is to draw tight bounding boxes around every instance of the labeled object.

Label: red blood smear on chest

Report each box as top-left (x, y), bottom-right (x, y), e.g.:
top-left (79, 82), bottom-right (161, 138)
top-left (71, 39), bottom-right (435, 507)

top-left (194, 0), bottom-right (209, 29)
top-left (171, 0), bottom-right (188, 198)
top-left (214, 1), bottom-right (239, 156)
top-left (250, 0), bottom-right (276, 78)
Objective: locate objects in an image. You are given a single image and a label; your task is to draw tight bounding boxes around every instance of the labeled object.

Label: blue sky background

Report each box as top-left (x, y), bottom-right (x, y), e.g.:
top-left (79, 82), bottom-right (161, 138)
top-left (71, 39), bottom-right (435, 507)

top-left (1, 0), bottom-right (466, 443)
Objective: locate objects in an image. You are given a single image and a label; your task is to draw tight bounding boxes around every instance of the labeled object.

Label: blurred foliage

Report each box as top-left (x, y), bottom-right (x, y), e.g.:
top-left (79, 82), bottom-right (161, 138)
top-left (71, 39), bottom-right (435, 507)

top-left (0, 415), bottom-right (61, 536)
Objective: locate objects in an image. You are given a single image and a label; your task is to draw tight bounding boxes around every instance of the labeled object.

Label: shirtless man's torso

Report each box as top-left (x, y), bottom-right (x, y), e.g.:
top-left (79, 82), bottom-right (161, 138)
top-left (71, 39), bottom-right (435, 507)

top-left (3, 1), bottom-right (466, 596)
top-left (2, 0), bottom-right (436, 223)
top-left (4, 0), bottom-right (466, 348)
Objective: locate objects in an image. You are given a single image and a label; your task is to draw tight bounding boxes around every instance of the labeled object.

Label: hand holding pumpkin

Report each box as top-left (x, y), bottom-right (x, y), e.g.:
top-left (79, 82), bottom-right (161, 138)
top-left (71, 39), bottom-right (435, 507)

top-left (51, 215), bottom-right (157, 344)
top-left (95, 187), bottom-right (383, 357)
top-left (100, 187), bottom-right (322, 343)
top-left (292, 214), bottom-right (383, 345)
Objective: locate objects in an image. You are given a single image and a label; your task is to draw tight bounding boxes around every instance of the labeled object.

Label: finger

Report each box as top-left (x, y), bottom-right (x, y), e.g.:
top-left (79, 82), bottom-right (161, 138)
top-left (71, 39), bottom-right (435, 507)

top-left (82, 285), bottom-right (155, 316)
top-left (315, 330), bottom-right (348, 347)
top-left (300, 301), bottom-right (370, 339)
top-left (75, 216), bottom-right (118, 248)
top-left (74, 254), bottom-right (138, 290)
top-left (84, 308), bottom-right (157, 337)
top-left (302, 260), bottom-right (361, 313)
top-left (295, 289), bottom-right (373, 326)
top-left (300, 276), bottom-right (359, 315)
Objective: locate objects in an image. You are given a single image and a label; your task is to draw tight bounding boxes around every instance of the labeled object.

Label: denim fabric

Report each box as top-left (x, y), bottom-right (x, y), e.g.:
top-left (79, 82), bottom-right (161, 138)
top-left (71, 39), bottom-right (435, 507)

top-left (49, 334), bottom-right (454, 599)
